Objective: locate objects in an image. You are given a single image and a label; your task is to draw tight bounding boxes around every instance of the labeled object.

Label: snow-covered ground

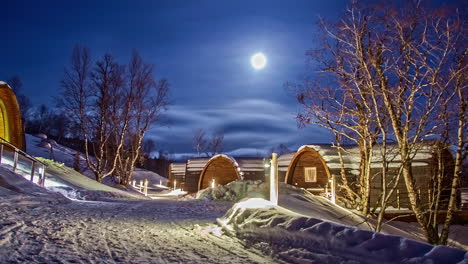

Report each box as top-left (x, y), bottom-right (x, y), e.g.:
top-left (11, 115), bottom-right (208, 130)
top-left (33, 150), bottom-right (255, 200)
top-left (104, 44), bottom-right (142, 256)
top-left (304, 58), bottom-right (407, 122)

top-left (0, 176), bottom-right (273, 263)
top-left (0, 134), bottom-right (466, 263)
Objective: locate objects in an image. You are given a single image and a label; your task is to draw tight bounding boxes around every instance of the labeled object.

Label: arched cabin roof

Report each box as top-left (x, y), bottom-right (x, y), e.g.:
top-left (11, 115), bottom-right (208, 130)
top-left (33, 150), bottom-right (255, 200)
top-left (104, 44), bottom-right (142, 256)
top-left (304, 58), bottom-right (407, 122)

top-left (198, 154), bottom-right (241, 191)
top-left (284, 146), bottom-right (332, 185)
top-left (0, 81), bottom-right (25, 150)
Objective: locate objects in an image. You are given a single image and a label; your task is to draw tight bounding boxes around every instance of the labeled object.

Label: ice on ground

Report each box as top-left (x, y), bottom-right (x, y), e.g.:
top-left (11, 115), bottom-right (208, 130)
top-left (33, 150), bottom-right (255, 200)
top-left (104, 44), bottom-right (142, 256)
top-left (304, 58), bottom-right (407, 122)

top-left (218, 198), bottom-right (468, 264)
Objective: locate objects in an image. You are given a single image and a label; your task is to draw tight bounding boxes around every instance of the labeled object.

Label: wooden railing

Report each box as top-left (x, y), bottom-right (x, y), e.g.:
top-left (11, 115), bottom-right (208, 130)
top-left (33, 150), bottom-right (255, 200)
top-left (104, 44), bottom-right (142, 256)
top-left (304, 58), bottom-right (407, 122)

top-left (0, 137), bottom-right (47, 187)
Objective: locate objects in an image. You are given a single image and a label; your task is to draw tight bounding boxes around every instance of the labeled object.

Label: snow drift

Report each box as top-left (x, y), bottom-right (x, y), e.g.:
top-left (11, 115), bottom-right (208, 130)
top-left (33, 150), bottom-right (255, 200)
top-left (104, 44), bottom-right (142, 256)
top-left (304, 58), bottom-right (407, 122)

top-left (218, 198), bottom-right (468, 264)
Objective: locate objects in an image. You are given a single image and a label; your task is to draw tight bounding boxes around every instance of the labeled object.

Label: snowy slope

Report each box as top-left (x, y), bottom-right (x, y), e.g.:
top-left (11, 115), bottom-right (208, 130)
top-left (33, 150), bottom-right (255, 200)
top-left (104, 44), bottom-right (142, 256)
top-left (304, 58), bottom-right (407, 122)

top-left (26, 134), bottom-right (168, 187)
top-left (0, 166), bottom-right (69, 204)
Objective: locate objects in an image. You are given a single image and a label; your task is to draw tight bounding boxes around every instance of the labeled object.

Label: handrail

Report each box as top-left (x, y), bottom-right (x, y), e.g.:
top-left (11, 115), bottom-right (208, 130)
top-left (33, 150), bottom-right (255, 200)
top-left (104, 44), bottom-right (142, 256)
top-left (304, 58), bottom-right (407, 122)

top-left (0, 136), bottom-right (47, 186)
top-left (0, 137), bottom-right (47, 166)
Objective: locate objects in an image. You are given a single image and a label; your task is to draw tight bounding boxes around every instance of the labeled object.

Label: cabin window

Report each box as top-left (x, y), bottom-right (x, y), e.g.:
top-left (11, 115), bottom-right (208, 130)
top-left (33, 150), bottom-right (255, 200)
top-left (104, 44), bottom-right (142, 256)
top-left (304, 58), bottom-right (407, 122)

top-left (304, 167), bottom-right (317, 182)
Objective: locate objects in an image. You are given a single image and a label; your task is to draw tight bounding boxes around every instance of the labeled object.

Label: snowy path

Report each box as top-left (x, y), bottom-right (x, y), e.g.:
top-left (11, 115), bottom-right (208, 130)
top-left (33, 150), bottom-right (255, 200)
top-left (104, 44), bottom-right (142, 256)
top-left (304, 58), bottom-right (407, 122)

top-left (0, 198), bottom-right (277, 264)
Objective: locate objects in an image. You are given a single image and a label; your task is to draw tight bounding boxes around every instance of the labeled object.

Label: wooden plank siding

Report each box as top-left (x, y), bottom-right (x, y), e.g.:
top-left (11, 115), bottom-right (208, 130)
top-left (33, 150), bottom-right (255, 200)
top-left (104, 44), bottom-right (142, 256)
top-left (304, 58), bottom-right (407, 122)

top-left (168, 163), bottom-right (186, 190)
top-left (185, 158), bottom-right (210, 193)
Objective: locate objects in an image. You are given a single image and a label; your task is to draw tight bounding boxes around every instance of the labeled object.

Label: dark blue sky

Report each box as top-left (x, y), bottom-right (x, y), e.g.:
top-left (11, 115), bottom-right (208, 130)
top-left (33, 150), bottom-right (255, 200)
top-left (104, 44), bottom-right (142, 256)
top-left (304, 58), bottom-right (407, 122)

top-left (2, 0), bottom-right (350, 157)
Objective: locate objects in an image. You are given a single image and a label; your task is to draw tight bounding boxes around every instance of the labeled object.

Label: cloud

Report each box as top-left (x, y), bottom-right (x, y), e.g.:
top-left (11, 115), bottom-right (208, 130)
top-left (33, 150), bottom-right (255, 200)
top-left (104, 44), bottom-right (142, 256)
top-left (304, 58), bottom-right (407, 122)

top-left (148, 98), bottom-right (332, 157)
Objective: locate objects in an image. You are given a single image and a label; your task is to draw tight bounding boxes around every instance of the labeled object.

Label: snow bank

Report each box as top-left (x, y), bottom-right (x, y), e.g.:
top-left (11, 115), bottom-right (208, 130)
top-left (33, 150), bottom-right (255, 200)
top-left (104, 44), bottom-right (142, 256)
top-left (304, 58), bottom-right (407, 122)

top-left (218, 198), bottom-right (468, 264)
top-left (0, 166), bottom-right (69, 204)
top-left (37, 158), bottom-right (148, 201)
top-left (196, 180), bottom-right (268, 201)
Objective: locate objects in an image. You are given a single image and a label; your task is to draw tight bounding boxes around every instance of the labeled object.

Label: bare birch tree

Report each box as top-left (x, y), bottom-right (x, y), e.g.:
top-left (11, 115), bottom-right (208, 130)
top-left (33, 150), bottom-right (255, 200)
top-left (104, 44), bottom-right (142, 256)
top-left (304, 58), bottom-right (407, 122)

top-left (60, 46), bottom-right (130, 182)
top-left (115, 52), bottom-right (169, 186)
top-left (295, 1), bottom-right (466, 243)
top-left (192, 129), bottom-right (224, 157)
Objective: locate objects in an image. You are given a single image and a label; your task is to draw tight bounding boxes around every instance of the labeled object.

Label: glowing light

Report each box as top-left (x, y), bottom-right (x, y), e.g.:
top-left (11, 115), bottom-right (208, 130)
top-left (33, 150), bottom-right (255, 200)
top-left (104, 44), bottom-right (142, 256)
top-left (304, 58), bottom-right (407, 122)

top-left (251, 53), bottom-right (267, 70)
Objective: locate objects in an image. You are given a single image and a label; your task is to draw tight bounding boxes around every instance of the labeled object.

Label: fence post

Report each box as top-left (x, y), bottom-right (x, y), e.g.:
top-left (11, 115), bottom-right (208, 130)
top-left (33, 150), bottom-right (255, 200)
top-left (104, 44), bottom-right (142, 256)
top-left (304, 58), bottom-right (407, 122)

top-left (30, 161), bottom-right (36, 181)
top-left (39, 165), bottom-right (45, 187)
top-left (331, 174), bottom-right (336, 204)
top-left (144, 179), bottom-right (148, 196)
top-left (13, 150), bottom-right (19, 172)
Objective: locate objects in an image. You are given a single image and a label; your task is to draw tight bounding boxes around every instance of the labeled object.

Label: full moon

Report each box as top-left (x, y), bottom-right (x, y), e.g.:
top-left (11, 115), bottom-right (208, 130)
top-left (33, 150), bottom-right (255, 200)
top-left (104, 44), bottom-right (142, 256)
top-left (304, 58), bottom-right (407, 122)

top-left (251, 53), bottom-right (267, 70)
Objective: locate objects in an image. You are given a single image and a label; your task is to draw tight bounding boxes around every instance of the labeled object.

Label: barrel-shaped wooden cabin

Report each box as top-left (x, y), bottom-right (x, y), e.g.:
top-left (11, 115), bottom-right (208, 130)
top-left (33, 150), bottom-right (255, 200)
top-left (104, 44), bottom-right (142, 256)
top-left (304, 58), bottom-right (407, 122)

top-left (284, 146), bottom-right (332, 193)
top-left (198, 155), bottom-right (265, 191)
top-left (168, 155), bottom-right (265, 193)
top-left (0, 81), bottom-right (25, 150)
top-left (282, 144), bottom-right (455, 209)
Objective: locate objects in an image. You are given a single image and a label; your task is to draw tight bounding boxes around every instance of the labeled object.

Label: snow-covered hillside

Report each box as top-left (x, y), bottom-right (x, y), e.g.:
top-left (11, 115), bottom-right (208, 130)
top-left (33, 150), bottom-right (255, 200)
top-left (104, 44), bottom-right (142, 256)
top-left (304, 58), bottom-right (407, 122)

top-left (26, 134), bottom-right (168, 188)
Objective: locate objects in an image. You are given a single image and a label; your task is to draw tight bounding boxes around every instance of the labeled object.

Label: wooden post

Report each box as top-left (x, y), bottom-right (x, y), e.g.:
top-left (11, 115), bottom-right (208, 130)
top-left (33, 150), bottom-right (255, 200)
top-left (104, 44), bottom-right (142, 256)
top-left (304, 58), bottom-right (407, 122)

top-left (211, 179), bottom-right (215, 188)
top-left (397, 189), bottom-right (401, 210)
top-left (331, 174), bottom-right (336, 204)
top-left (160, 179), bottom-right (162, 186)
top-left (13, 150), bottom-right (19, 172)
top-left (30, 161), bottom-right (36, 181)
top-left (144, 179), bottom-right (148, 196)
top-left (39, 165), bottom-right (45, 187)
top-left (270, 153), bottom-right (278, 205)
top-left (132, 180), bottom-right (136, 187)
top-left (139, 180), bottom-right (143, 192)
top-left (173, 180), bottom-right (177, 190)
top-left (0, 144), bottom-right (3, 165)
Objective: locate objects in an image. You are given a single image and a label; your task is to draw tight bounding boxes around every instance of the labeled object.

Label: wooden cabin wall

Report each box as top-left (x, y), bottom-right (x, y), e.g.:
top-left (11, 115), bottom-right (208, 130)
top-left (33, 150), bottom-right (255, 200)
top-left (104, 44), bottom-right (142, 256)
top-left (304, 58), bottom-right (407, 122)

top-left (185, 170), bottom-right (201, 193)
top-left (288, 151), bottom-right (329, 189)
top-left (168, 163), bottom-right (186, 191)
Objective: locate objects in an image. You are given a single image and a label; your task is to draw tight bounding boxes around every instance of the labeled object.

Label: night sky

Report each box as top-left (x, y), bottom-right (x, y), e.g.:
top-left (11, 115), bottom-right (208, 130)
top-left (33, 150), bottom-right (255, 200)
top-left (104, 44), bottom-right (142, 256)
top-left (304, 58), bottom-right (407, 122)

top-left (2, 0), bottom-right (355, 157)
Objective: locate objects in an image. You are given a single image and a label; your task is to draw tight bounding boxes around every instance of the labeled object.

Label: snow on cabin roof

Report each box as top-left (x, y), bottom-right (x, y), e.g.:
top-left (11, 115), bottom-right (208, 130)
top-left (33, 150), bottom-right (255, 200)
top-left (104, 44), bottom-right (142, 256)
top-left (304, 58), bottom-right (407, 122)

top-left (0, 81), bottom-right (12, 89)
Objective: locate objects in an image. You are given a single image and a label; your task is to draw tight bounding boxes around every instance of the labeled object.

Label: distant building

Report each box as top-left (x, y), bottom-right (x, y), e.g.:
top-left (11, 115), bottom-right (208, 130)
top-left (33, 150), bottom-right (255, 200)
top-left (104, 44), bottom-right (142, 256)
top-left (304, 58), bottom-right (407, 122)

top-left (0, 81), bottom-right (25, 150)
top-left (168, 155), bottom-right (265, 193)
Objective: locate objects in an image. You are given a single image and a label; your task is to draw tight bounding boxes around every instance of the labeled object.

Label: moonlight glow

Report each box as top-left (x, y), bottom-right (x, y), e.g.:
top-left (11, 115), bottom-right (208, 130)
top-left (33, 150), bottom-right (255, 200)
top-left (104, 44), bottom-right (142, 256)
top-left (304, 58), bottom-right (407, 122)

top-left (251, 53), bottom-right (267, 70)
